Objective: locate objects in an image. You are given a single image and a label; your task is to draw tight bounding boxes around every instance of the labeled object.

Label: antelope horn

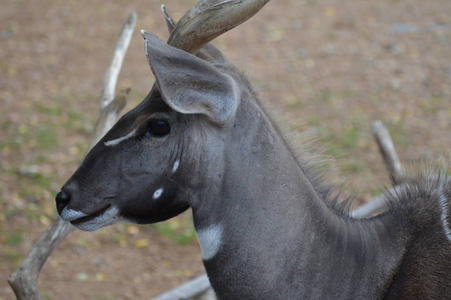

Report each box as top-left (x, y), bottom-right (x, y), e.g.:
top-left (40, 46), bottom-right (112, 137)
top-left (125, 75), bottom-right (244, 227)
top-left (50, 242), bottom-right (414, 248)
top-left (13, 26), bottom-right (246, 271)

top-left (167, 0), bottom-right (270, 54)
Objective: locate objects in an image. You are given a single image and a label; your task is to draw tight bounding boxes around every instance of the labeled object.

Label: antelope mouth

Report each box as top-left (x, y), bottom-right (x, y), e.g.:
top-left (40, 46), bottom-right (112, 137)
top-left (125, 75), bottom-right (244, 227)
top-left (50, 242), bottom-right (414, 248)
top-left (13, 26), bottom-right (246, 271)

top-left (70, 204), bottom-right (112, 226)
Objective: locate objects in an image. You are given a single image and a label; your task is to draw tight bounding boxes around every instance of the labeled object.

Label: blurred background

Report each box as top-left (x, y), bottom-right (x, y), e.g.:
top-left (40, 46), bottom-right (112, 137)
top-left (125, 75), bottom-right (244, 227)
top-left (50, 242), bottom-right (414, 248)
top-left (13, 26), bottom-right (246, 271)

top-left (1, 0), bottom-right (450, 298)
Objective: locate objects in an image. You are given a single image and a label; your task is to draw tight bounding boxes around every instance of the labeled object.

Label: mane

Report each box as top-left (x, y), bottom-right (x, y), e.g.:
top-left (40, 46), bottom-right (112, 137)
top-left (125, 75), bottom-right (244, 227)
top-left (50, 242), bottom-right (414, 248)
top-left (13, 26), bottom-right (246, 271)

top-left (220, 56), bottom-right (451, 222)
top-left (382, 169), bottom-right (451, 217)
top-left (253, 76), bottom-right (451, 221)
top-left (231, 67), bottom-right (357, 216)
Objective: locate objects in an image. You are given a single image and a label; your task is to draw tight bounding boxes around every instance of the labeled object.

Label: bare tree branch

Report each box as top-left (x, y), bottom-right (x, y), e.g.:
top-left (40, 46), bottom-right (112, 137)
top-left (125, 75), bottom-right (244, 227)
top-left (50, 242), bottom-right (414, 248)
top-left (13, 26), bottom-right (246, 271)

top-left (8, 12), bottom-right (137, 300)
top-left (351, 186), bottom-right (399, 218)
top-left (89, 88), bottom-right (129, 149)
top-left (94, 11), bottom-right (137, 145)
top-left (351, 120), bottom-right (405, 218)
top-left (151, 274), bottom-right (215, 300)
top-left (99, 12), bottom-right (137, 112)
top-left (371, 120), bottom-right (404, 185)
top-left (7, 218), bottom-right (72, 300)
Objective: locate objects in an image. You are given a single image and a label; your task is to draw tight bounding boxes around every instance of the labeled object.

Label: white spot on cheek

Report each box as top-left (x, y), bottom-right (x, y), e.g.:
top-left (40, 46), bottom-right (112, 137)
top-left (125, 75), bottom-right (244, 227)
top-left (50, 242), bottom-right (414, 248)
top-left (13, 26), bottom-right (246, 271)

top-left (172, 160), bottom-right (180, 173)
top-left (153, 188), bottom-right (164, 199)
top-left (195, 224), bottom-right (223, 260)
top-left (104, 130), bottom-right (136, 147)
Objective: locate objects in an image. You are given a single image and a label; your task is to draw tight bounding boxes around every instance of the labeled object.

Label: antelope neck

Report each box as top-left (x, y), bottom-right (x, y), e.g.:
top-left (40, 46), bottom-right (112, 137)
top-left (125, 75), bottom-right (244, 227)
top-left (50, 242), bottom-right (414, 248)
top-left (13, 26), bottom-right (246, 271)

top-left (193, 100), bottom-right (403, 299)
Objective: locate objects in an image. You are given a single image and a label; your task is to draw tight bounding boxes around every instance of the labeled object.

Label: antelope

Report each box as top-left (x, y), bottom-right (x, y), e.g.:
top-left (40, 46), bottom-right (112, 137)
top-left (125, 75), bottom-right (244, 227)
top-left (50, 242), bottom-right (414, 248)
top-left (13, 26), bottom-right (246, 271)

top-left (56, 0), bottom-right (451, 298)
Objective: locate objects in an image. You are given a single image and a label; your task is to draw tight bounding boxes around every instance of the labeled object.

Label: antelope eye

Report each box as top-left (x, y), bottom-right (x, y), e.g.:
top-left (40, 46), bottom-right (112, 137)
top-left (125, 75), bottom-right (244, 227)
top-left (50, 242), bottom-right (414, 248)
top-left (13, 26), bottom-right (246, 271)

top-left (146, 119), bottom-right (170, 137)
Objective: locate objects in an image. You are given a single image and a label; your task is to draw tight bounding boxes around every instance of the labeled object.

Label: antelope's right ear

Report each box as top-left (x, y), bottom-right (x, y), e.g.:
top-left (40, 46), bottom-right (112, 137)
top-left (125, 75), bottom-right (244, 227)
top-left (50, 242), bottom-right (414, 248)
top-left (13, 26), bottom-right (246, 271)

top-left (141, 31), bottom-right (239, 125)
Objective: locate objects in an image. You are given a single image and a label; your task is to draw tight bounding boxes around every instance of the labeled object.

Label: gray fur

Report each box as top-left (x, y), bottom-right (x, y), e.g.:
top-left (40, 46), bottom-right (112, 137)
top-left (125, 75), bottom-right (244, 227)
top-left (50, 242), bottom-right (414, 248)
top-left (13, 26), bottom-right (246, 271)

top-left (57, 30), bottom-right (451, 299)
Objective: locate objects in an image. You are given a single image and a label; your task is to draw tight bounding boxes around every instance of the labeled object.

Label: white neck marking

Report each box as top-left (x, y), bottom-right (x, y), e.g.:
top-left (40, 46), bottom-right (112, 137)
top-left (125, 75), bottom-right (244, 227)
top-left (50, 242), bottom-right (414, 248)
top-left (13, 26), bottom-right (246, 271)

top-left (195, 224), bottom-right (223, 261)
top-left (438, 189), bottom-right (451, 241)
top-left (104, 130), bottom-right (136, 147)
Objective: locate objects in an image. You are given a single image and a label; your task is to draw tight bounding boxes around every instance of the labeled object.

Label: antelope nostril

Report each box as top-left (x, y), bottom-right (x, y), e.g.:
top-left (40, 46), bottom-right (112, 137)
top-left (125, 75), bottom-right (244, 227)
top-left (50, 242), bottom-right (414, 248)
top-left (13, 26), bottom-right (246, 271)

top-left (55, 189), bottom-right (71, 215)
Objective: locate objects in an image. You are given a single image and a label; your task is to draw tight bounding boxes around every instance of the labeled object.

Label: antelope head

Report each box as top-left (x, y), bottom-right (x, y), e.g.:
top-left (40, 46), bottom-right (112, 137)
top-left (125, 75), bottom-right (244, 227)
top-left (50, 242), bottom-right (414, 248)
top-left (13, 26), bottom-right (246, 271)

top-left (56, 0), bottom-right (269, 231)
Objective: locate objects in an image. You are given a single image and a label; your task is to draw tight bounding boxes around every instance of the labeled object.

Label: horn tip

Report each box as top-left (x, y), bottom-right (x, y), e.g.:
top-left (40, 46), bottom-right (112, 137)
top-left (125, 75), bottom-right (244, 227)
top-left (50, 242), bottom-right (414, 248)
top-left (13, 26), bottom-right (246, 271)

top-left (140, 29), bottom-right (149, 38)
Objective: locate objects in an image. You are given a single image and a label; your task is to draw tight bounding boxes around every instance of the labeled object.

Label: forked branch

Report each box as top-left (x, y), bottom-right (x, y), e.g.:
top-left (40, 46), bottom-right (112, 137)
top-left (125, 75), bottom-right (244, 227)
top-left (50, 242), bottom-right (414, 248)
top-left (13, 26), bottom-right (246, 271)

top-left (8, 12), bottom-right (137, 300)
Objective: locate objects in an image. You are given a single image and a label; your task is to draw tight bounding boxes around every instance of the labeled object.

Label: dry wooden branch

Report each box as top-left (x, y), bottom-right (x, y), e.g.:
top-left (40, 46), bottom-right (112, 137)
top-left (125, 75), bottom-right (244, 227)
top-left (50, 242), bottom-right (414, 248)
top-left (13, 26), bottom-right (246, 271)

top-left (93, 11), bottom-right (137, 146)
top-left (99, 13), bottom-right (136, 111)
top-left (371, 120), bottom-right (404, 185)
top-left (352, 120), bottom-right (404, 218)
top-left (8, 12), bottom-right (137, 300)
top-left (151, 274), bottom-right (215, 300)
top-left (351, 191), bottom-right (391, 218)
top-left (90, 88), bottom-right (129, 148)
top-left (7, 218), bottom-right (72, 300)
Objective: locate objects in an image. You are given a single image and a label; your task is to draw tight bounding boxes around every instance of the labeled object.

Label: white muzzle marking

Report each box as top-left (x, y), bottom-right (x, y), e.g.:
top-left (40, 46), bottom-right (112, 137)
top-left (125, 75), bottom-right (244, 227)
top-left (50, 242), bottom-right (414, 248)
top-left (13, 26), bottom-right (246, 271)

top-left (60, 207), bottom-right (87, 222)
top-left (74, 206), bottom-right (121, 232)
top-left (60, 206), bottom-right (122, 232)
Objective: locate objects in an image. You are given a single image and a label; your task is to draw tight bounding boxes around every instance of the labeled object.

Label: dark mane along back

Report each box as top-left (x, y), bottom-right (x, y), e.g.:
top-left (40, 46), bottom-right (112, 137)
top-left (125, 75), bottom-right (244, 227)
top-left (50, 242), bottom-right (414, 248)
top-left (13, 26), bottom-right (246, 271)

top-left (381, 173), bottom-right (451, 299)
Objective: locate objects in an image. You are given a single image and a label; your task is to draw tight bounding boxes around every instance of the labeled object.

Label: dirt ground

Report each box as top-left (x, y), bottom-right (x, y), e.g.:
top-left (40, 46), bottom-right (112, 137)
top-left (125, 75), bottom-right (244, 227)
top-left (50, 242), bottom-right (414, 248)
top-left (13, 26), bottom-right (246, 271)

top-left (1, 0), bottom-right (450, 299)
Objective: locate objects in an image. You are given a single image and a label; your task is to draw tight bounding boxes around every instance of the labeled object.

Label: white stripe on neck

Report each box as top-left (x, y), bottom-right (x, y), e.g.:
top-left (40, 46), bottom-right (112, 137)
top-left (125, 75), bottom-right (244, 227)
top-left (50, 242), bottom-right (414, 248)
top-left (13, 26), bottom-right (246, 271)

top-left (195, 224), bottom-right (223, 261)
top-left (438, 189), bottom-right (451, 241)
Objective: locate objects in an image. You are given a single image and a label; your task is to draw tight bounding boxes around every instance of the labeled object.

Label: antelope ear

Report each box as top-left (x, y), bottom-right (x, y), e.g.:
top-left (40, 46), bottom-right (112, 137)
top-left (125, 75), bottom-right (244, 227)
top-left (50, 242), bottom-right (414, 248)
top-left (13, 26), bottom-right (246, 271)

top-left (141, 31), bottom-right (239, 125)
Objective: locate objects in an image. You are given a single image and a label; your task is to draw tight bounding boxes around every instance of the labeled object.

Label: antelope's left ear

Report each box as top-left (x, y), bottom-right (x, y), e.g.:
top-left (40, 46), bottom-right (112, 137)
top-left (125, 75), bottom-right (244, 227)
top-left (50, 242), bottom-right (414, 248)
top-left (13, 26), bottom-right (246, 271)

top-left (141, 31), bottom-right (239, 125)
